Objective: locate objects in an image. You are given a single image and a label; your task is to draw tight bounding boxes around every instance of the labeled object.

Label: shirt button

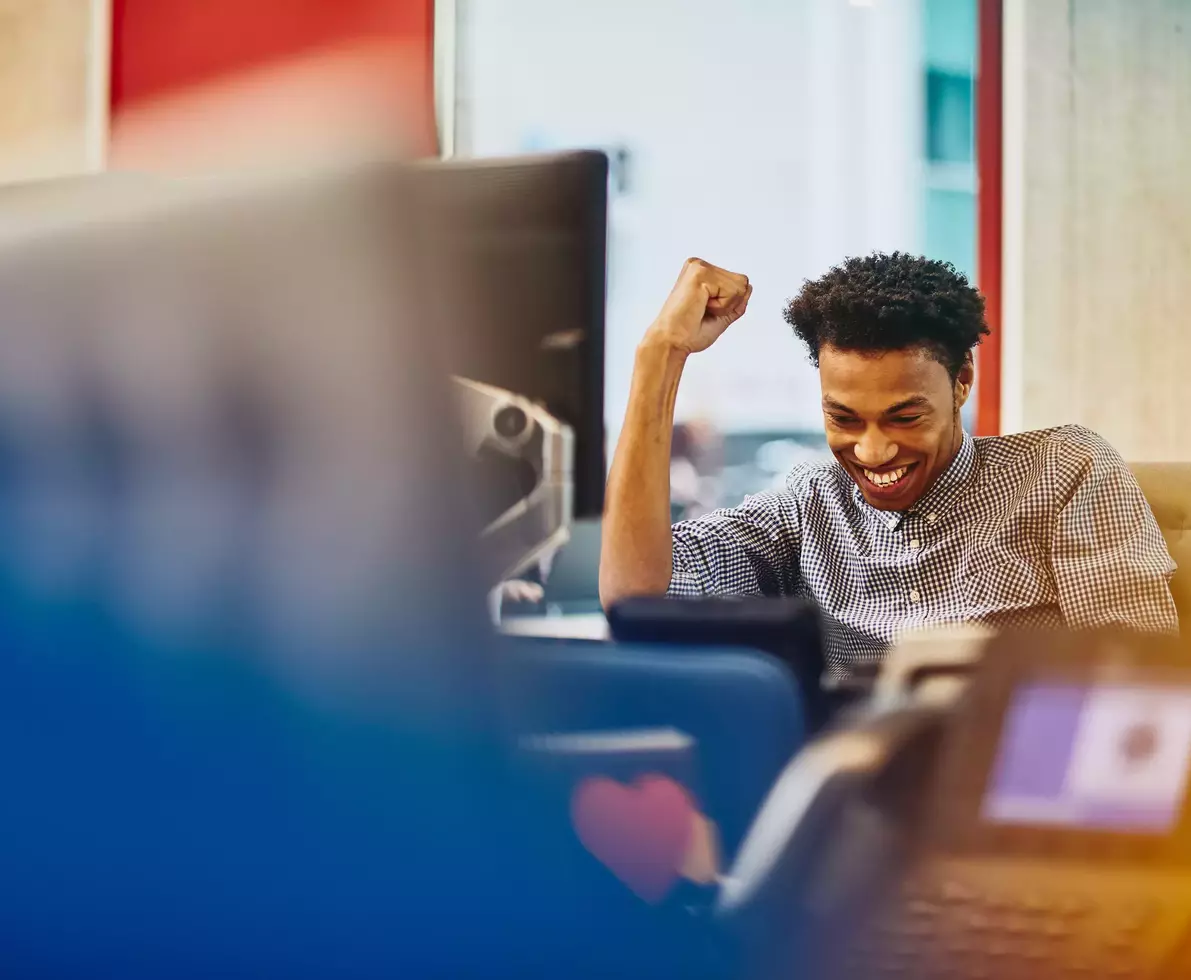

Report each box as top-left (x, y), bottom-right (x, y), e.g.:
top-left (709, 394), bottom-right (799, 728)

top-left (926, 513), bottom-right (939, 524)
top-left (909, 589), bottom-right (921, 603)
top-left (910, 539), bottom-right (921, 550)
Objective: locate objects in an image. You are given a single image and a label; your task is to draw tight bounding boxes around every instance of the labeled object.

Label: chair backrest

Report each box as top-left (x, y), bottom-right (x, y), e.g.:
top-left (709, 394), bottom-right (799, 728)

top-left (1130, 462), bottom-right (1191, 622)
top-left (500, 639), bottom-right (806, 857)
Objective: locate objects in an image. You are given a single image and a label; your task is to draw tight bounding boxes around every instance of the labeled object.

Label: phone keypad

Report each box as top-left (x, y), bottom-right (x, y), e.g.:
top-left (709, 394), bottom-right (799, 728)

top-left (832, 877), bottom-right (1167, 980)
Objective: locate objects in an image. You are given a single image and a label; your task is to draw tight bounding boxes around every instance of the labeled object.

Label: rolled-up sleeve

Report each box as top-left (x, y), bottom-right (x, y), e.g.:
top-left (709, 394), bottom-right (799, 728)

top-left (668, 488), bottom-right (803, 598)
top-left (1051, 432), bottom-right (1179, 633)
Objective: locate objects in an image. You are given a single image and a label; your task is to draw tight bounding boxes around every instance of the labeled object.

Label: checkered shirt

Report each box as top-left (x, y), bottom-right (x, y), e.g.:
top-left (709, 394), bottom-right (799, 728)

top-left (668, 425), bottom-right (1179, 678)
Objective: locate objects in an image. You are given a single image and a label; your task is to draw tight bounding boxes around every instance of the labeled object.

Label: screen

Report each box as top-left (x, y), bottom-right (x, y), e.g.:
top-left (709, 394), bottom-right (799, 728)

top-left (983, 682), bottom-right (1191, 832)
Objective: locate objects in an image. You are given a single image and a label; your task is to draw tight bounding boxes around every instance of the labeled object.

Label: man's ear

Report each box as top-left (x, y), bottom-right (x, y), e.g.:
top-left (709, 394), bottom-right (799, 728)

top-left (954, 352), bottom-right (975, 409)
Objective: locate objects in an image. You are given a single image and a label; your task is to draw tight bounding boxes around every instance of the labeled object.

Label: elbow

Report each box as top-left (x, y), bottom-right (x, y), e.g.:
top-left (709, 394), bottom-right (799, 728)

top-left (598, 564), bottom-right (671, 612)
top-left (597, 523), bottom-right (675, 610)
top-left (597, 583), bottom-right (621, 612)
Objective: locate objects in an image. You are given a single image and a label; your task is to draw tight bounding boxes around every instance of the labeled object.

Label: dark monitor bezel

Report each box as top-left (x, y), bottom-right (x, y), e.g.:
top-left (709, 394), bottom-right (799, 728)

top-left (410, 150), bottom-right (608, 519)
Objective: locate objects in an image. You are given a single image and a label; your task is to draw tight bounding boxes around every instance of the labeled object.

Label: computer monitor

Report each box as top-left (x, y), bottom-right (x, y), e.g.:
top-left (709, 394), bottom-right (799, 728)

top-left (409, 150), bottom-right (608, 519)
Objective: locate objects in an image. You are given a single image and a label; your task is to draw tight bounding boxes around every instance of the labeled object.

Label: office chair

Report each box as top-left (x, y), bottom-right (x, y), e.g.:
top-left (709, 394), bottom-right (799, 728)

top-left (499, 638), bottom-right (806, 857)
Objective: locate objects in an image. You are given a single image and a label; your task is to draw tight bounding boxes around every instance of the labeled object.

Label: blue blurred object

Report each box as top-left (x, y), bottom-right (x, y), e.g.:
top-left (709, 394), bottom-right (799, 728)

top-left (0, 167), bottom-right (725, 978)
top-left (499, 640), bottom-right (806, 858)
top-left (0, 597), bottom-right (734, 978)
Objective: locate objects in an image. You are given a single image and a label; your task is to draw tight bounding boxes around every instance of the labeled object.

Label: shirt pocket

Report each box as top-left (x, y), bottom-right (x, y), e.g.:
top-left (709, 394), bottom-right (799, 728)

top-left (963, 548), bottom-right (1056, 618)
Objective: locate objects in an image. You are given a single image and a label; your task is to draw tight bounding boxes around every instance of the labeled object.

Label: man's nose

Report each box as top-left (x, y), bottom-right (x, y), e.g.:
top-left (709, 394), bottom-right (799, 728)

top-left (853, 427), bottom-right (898, 468)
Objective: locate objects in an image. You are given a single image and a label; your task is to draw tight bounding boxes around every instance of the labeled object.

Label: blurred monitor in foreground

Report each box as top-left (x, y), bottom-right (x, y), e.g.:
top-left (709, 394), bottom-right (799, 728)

top-left (411, 151), bottom-right (609, 522)
top-left (0, 163), bottom-right (709, 979)
top-left (0, 160), bottom-right (486, 709)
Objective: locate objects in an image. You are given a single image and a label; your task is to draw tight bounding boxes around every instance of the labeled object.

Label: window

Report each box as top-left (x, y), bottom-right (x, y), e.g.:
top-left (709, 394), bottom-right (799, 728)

top-left (453, 0), bottom-right (979, 517)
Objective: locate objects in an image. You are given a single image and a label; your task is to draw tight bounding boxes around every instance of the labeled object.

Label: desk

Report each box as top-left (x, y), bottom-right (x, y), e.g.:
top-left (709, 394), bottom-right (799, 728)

top-left (500, 613), bottom-right (610, 641)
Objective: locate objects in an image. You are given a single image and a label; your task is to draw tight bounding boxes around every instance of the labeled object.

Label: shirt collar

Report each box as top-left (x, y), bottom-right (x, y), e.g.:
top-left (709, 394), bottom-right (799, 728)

top-left (850, 430), bottom-right (977, 530)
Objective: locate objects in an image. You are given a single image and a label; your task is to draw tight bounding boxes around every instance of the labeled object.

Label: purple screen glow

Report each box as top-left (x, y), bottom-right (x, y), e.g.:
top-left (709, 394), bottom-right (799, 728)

top-left (983, 682), bottom-right (1191, 832)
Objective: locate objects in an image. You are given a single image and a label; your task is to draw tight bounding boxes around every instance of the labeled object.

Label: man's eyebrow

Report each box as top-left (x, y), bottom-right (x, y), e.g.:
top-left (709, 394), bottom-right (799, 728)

top-left (822, 397), bottom-right (856, 414)
top-left (883, 397), bottom-right (932, 414)
top-left (822, 396), bottom-right (932, 414)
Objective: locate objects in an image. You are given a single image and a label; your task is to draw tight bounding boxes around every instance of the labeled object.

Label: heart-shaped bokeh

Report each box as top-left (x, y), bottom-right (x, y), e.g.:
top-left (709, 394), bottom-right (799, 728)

top-left (570, 774), bottom-right (696, 903)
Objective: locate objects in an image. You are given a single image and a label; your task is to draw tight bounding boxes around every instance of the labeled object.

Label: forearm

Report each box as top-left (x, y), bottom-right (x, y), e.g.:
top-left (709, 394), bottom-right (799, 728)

top-left (599, 337), bottom-right (687, 607)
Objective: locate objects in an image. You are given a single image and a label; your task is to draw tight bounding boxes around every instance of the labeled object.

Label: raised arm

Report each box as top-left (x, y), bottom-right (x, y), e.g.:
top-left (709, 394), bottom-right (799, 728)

top-left (598, 258), bottom-right (752, 608)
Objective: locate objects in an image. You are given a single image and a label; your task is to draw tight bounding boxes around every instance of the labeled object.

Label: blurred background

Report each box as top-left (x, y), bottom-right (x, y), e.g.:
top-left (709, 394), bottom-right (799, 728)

top-left (1, 2), bottom-right (1190, 976)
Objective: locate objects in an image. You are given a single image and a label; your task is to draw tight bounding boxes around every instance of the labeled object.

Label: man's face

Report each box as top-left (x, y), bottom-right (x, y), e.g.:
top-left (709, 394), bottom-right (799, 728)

top-left (818, 344), bottom-right (972, 511)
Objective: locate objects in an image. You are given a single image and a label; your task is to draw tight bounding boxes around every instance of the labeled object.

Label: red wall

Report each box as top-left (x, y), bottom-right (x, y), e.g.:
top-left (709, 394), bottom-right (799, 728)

top-left (975, 0), bottom-right (1002, 436)
top-left (110, 0), bottom-right (436, 158)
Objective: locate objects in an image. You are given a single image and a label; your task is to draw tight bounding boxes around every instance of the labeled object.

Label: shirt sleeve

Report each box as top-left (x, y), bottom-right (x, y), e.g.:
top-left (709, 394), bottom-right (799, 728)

top-left (668, 487), bottom-right (802, 598)
top-left (1051, 433), bottom-right (1179, 633)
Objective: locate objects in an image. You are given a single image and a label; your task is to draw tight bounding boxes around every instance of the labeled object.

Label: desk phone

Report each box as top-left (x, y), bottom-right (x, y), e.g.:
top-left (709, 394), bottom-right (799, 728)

top-left (723, 629), bottom-right (1191, 980)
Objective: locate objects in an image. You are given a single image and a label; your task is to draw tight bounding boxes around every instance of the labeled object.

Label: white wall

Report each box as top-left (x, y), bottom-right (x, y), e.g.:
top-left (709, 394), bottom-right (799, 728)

top-left (456, 0), bottom-right (924, 440)
top-left (1002, 0), bottom-right (1191, 459)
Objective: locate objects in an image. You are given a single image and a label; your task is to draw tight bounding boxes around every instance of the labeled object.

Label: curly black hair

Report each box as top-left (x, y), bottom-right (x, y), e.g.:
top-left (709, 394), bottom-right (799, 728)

top-left (783, 252), bottom-right (988, 379)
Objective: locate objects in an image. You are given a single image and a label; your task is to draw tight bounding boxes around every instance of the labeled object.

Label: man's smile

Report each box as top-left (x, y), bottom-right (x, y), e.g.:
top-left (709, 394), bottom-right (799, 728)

top-left (845, 460), bottom-right (922, 505)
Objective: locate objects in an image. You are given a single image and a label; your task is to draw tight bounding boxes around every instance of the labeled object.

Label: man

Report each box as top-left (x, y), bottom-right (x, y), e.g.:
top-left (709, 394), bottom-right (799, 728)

top-left (599, 254), bottom-right (1178, 679)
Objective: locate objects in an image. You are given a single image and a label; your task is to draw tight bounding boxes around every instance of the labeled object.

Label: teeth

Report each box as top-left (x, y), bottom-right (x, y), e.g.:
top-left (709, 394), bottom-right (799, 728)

top-left (863, 466), bottom-right (908, 487)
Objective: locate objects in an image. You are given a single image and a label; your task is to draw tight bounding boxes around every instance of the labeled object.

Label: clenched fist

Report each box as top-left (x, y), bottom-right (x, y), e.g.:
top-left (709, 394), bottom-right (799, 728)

top-left (646, 258), bottom-right (753, 354)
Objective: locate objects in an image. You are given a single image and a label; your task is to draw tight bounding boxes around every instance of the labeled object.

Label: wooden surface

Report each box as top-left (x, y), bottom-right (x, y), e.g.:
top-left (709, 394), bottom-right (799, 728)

top-left (1013, 0), bottom-right (1191, 459)
top-left (0, 0), bottom-right (102, 182)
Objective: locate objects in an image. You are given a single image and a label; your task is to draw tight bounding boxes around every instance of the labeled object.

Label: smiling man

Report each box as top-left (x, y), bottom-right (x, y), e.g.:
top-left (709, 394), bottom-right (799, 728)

top-left (599, 254), bottom-right (1178, 679)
